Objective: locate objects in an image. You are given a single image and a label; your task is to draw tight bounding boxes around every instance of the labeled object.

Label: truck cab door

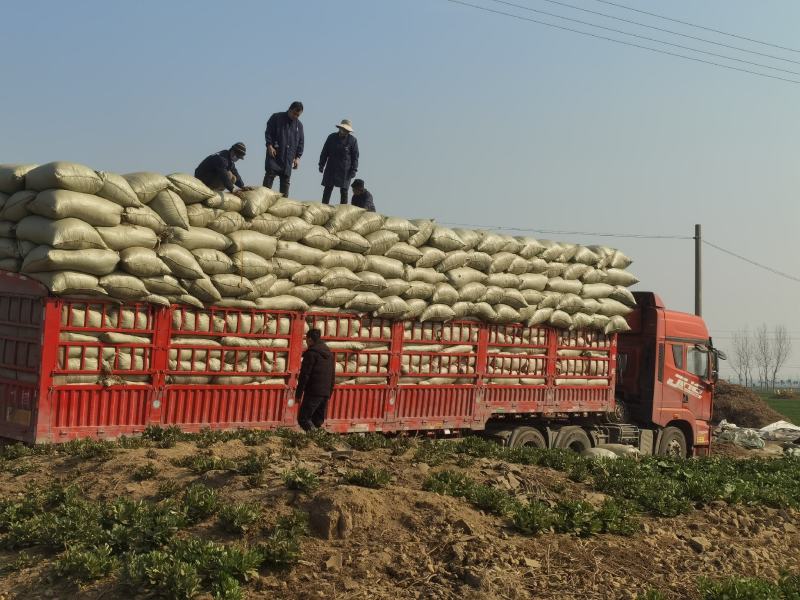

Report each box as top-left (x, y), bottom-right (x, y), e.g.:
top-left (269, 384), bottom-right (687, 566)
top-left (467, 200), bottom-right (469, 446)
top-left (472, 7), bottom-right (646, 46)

top-left (662, 342), bottom-right (710, 421)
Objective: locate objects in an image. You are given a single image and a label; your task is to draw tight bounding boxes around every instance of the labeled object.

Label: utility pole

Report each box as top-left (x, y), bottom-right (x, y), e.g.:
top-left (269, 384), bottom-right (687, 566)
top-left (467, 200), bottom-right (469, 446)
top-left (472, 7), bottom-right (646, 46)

top-left (694, 224), bottom-right (702, 317)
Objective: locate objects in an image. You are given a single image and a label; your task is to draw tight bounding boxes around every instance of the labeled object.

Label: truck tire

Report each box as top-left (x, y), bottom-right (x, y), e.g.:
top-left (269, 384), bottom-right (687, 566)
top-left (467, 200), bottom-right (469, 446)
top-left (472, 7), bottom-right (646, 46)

top-left (554, 426), bottom-right (592, 453)
top-left (657, 426), bottom-right (688, 458)
top-left (508, 427), bottom-right (547, 449)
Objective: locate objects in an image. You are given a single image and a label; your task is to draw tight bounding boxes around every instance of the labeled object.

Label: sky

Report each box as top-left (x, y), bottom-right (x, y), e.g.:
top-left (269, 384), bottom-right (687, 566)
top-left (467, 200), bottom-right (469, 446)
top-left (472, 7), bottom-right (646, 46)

top-left (1, 0), bottom-right (798, 380)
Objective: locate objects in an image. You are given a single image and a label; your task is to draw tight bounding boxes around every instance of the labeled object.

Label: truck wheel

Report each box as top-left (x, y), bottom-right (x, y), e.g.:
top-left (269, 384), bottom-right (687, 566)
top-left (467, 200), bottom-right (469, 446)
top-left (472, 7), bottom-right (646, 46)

top-left (554, 427), bottom-right (592, 453)
top-left (508, 427), bottom-right (547, 449)
top-left (658, 426), bottom-right (688, 458)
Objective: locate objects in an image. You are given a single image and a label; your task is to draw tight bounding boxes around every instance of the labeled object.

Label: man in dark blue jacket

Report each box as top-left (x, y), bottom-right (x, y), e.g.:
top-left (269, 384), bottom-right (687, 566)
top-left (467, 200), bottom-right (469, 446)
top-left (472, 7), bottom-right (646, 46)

top-left (194, 143), bottom-right (247, 192)
top-left (263, 101), bottom-right (304, 196)
top-left (318, 119), bottom-right (359, 204)
top-left (350, 179), bottom-right (375, 212)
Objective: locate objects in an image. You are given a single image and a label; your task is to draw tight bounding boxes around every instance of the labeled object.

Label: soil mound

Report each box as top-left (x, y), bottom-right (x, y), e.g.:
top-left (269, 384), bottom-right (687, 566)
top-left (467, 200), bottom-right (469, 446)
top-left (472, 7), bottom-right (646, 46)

top-left (712, 380), bottom-right (784, 428)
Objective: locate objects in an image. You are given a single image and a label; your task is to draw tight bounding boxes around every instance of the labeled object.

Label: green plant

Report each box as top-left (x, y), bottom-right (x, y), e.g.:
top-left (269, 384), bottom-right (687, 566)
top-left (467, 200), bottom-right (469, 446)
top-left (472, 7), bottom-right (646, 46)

top-left (156, 479), bottom-right (180, 499)
top-left (698, 576), bottom-right (782, 599)
top-left (102, 498), bottom-right (187, 552)
top-left (182, 484), bottom-right (219, 524)
top-left (145, 448), bottom-right (159, 459)
top-left (234, 451), bottom-right (270, 476)
top-left (123, 550), bottom-right (202, 599)
top-left (343, 467), bottom-right (391, 489)
top-left (132, 462), bottom-right (159, 481)
top-left (171, 453), bottom-right (234, 474)
top-left (282, 467), bottom-right (319, 493)
top-left (238, 429), bottom-right (273, 446)
top-left (343, 433), bottom-right (391, 451)
top-left (636, 590), bottom-right (666, 600)
top-left (594, 498), bottom-right (640, 536)
top-left (510, 500), bottom-right (554, 535)
top-left (60, 438), bottom-right (116, 461)
top-left (552, 501), bottom-right (601, 537)
top-left (276, 428), bottom-right (310, 448)
top-left (142, 425), bottom-right (185, 449)
top-left (246, 473), bottom-right (266, 489)
top-left (117, 435), bottom-right (151, 450)
top-left (218, 502), bottom-right (261, 534)
top-left (414, 441), bottom-right (456, 466)
top-left (55, 543), bottom-right (117, 584)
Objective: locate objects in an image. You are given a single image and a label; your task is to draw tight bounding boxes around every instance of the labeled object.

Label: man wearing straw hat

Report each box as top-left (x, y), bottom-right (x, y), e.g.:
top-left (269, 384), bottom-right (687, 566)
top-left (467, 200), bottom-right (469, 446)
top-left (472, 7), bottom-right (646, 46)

top-left (318, 119), bottom-right (359, 204)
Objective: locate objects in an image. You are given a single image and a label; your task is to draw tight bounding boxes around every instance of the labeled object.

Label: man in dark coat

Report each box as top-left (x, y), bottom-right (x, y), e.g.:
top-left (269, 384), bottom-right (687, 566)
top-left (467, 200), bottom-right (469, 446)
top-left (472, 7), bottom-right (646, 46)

top-left (194, 142), bottom-right (247, 192)
top-left (295, 328), bottom-right (336, 431)
top-left (318, 119), bottom-right (359, 204)
top-left (350, 179), bottom-right (375, 212)
top-left (264, 101), bottom-right (304, 196)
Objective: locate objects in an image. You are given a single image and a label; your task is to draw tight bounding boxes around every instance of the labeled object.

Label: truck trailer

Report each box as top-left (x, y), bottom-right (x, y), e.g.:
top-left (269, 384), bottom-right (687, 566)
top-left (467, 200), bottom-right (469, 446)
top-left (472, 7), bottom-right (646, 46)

top-left (0, 271), bottom-right (721, 456)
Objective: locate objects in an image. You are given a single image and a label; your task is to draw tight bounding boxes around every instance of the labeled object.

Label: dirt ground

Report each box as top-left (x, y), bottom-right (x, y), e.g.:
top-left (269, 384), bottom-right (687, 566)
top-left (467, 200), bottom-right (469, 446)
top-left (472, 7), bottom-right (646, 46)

top-left (0, 434), bottom-right (797, 600)
top-left (712, 380), bottom-right (786, 428)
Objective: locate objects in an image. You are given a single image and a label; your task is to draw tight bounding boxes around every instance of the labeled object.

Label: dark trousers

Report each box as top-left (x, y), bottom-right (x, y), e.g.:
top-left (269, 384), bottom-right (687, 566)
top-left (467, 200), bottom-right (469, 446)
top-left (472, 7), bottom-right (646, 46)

top-left (297, 395), bottom-right (329, 431)
top-left (322, 186), bottom-right (348, 204)
top-left (263, 171), bottom-right (291, 196)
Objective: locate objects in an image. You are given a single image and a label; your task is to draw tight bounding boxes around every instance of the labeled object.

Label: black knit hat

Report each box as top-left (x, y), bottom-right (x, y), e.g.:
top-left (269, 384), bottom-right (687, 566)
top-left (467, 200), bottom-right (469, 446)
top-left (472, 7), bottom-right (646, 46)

top-left (231, 142), bottom-right (246, 158)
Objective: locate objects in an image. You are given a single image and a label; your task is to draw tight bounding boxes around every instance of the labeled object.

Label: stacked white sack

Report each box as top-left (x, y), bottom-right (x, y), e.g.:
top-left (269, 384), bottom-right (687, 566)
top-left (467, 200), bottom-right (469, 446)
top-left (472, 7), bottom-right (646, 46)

top-left (0, 161), bottom-right (638, 337)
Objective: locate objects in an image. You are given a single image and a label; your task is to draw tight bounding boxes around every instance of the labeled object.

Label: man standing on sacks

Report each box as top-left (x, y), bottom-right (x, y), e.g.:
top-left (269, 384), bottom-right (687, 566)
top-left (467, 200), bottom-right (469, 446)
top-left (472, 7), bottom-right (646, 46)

top-left (264, 101), bottom-right (305, 196)
top-left (295, 328), bottom-right (336, 431)
top-left (318, 119), bottom-right (359, 205)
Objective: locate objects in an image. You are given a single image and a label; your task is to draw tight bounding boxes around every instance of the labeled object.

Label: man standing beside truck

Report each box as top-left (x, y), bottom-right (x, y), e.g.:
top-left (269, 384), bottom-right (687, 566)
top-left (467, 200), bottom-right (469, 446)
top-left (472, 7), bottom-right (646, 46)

top-left (264, 101), bottom-right (305, 196)
top-left (295, 328), bottom-right (336, 431)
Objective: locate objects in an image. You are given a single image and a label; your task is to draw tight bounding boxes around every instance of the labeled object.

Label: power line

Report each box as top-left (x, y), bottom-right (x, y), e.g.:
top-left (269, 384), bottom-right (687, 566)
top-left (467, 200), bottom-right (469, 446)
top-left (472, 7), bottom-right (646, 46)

top-left (438, 221), bottom-right (692, 239)
top-left (487, 0), bottom-right (800, 75)
top-left (442, 0), bottom-right (800, 85)
top-left (592, 0), bottom-right (800, 55)
top-left (702, 240), bottom-right (800, 284)
top-left (528, 0), bottom-right (800, 66)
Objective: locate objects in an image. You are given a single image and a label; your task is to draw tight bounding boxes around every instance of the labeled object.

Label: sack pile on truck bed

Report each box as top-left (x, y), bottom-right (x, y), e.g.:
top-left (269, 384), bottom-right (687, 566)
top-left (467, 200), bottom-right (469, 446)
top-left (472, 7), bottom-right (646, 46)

top-left (0, 161), bottom-right (638, 335)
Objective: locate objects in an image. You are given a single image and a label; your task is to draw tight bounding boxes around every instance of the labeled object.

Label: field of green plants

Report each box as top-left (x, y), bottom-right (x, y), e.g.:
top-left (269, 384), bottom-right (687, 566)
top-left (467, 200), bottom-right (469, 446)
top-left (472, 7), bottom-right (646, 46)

top-left (0, 427), bottom-right (797, 599)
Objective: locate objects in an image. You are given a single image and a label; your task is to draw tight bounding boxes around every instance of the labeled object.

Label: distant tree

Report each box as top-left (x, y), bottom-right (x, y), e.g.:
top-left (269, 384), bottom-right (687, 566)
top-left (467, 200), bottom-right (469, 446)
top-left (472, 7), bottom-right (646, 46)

top-left (770, 325), bottom-right (792, 390)
top-left (730, 328), bottom-right (754, 386)
top-left (754, 324), bottom-right (772, 389)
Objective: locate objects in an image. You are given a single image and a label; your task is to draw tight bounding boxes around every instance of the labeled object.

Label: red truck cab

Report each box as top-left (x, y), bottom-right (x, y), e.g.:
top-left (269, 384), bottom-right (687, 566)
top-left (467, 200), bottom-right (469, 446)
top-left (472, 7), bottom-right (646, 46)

top-left (617, 292), bottom-right (719, 457)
